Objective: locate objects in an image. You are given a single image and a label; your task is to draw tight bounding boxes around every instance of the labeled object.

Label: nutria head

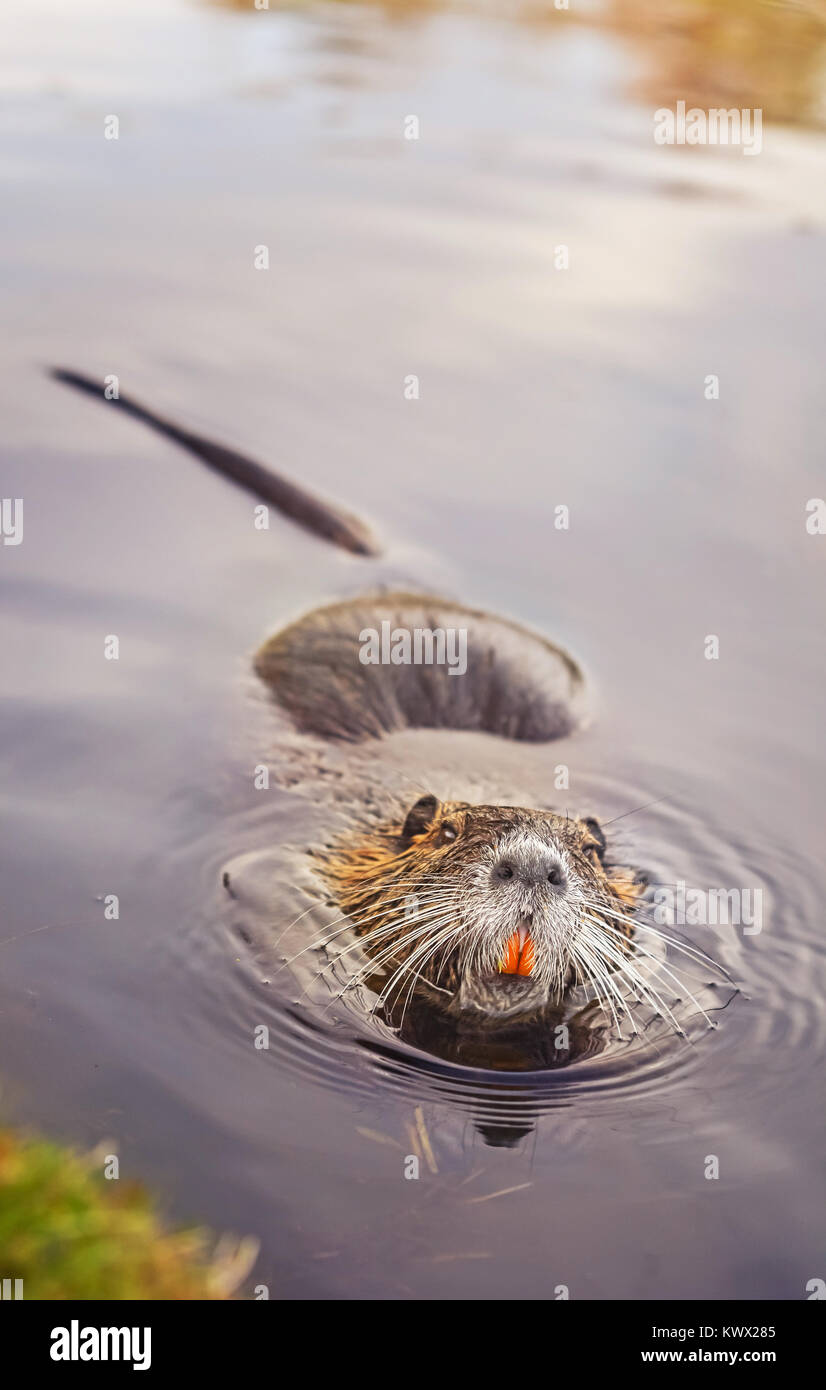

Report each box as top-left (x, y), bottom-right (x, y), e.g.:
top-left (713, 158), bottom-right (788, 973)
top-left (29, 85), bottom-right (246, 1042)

top-left (319, 795), bottom-right (645, 1027)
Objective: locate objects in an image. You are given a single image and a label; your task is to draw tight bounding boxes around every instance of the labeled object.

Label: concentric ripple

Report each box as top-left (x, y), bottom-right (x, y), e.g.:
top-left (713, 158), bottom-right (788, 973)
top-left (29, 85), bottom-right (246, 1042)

top-left (165, 769), bottom-right (826, 1133)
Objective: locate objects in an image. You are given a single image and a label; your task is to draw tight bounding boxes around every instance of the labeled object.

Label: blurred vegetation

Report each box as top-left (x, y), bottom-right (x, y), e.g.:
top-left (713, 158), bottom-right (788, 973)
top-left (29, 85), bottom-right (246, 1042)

top-left (212, 0), bottom-right (826, 127)
top-left (0, 1126), bottom-right (257, 1300)
top-left (603, 0), bottom-right (826, 128)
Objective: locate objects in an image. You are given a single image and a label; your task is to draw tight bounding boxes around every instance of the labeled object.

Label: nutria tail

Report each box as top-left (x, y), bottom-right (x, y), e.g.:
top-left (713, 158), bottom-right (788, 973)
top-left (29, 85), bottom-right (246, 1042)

top-left (255, 592), bottom-right (586, 743)
top-left (50, 368), bottom-right (380, 557)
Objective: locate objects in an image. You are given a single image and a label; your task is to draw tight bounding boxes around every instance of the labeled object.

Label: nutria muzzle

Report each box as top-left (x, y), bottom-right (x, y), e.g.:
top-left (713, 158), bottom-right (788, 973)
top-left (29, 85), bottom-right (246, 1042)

top-left (319, 795), bottom-right (647, 1034)
top-left (449, 915), bottom-right (552, 1023)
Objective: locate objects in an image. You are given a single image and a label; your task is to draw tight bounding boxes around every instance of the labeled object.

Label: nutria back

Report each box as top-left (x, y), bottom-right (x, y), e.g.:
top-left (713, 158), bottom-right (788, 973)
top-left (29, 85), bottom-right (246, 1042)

top-left (254, 592), bottom-right (586, 744)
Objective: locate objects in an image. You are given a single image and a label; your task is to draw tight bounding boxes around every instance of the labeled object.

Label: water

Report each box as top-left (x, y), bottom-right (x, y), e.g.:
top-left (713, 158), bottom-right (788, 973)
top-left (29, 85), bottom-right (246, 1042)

top-left (1, 0), bottom-right (825, 1299)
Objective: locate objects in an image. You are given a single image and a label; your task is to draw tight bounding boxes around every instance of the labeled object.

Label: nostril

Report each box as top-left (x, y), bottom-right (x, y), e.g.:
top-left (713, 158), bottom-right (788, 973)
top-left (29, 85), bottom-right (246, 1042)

top-left (547, 865), bottom-right (564, 886)
top-left (495, 862), bottom-right (514, 881)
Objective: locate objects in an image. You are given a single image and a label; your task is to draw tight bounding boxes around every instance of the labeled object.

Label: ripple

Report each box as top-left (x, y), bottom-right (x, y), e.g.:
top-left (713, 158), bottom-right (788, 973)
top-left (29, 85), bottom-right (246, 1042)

top-left (163, 766), bottom-right (826, 1135)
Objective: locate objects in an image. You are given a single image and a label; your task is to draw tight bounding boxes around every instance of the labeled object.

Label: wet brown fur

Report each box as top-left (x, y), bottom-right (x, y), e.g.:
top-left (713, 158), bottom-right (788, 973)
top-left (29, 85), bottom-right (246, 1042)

top-left (317, 799), bottom-right (645, 1005)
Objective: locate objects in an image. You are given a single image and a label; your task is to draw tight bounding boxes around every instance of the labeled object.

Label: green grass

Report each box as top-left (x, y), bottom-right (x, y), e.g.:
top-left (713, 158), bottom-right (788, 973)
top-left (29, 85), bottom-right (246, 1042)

top-left (0, 1127), bottom-right (257, 1300)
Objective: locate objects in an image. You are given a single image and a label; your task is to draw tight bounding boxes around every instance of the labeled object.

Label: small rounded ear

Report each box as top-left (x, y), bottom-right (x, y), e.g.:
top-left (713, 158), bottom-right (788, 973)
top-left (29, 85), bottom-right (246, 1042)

top-left (580, 815), bottom-right (607, 861)
top-left (401, 794), bottom-right (440, 842)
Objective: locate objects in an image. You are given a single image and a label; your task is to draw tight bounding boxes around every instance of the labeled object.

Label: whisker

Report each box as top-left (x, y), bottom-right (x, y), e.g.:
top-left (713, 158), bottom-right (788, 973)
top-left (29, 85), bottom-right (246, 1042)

top-left (277, 889), bottom-right (462, 973)
top-left (586, 913), bottom-right (717, 1028)
top-left (373, 920), bottom-right (465, 1015)
top-left (579, 921), bottom-right (683, 1036)
top-left (581, 896), bottom-right (733, 980)
top-left (600, 795), bottom-right (670, 827)
top-left (581, 916), bottom-right (699, 1035)
top-left (308, 904), bottom-right (463, 1006)
top-left (570, 934), bottom-right (628, 1037)
top-left (336, 903), bottom-right (465, 999)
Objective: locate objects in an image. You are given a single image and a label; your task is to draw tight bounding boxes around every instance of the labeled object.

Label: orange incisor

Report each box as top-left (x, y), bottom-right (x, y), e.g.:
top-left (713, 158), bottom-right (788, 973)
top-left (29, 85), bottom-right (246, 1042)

top-left (499, 929), bottom-right (534, 976)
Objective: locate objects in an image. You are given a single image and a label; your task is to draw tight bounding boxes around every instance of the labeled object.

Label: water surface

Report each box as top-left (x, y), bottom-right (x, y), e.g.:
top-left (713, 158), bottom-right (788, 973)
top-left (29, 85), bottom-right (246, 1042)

top-left (1, 0), bottom-right (825, 1298)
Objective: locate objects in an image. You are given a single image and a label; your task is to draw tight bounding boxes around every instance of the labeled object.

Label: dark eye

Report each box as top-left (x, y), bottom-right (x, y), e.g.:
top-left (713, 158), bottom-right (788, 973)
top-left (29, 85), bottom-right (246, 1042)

top-left (437, 822), bottom-right (458, 845)
top-left (583, 842), bottom-right (602, 864)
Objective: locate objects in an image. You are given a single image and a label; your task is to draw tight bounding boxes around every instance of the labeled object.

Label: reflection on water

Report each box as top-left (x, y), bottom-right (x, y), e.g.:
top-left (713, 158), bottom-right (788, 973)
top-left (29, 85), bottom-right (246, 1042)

top-left (378, 989), bottom-right (612, 1072)
top-left (604, 0), bottom-right (826, 128)
top-left (210, 0), bottom-right (826, 126)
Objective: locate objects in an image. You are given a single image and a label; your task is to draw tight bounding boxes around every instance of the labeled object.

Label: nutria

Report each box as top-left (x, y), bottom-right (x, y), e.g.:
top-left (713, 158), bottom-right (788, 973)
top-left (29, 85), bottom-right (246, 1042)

top-left (249, 589), bottom-right (644, 1031)
top-left (318, 794), bottom-right (644, 1023)
top-left (52, 370), bottom-right (717, 1052)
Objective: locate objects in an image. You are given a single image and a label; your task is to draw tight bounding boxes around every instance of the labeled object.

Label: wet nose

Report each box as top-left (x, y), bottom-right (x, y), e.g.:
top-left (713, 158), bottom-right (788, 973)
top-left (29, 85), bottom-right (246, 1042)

top-left (492, 850), bottom-right (567, 891)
